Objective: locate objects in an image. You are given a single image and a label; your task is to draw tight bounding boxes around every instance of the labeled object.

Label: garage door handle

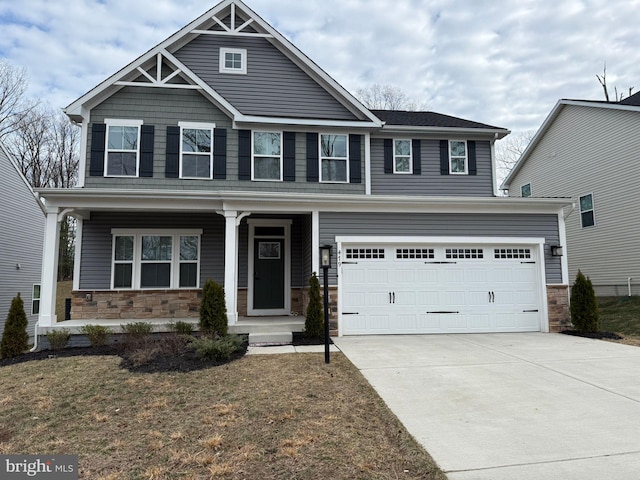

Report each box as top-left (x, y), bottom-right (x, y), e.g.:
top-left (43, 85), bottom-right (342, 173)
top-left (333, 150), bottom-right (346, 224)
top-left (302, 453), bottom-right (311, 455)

top-left (426, 311), bottom-right (459, 314)
top-left (392, 292), bottom-right (395, 303)
top-left (523, 309), bottom-right (539, 313)
top-left (342, 312), bottom-right (359, 315)
top-left (425, 261), bottom-right (457, 264)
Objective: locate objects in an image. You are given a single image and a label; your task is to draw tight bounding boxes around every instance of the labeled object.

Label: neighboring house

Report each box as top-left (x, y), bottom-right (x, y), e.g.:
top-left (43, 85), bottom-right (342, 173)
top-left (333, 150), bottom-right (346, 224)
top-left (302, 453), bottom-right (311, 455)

top-left (36, 0), bottom-right (571, 340)
top-left (0, 141), bottom-right (45, 338)
top-left (502, 92), bottom-right (640, 296)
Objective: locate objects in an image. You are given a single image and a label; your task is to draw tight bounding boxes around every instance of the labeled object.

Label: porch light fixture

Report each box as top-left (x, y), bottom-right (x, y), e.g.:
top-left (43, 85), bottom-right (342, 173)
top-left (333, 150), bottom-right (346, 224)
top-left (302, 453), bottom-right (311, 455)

top-left (320, 245), bottom-right (332, 364)
top-left (550, 245), bottom-right (563, 257)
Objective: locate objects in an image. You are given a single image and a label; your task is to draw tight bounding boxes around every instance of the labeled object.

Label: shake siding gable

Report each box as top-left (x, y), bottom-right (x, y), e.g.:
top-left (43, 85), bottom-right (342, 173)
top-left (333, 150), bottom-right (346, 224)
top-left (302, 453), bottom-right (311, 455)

top-left (173, 35), bottom-right (359, 121)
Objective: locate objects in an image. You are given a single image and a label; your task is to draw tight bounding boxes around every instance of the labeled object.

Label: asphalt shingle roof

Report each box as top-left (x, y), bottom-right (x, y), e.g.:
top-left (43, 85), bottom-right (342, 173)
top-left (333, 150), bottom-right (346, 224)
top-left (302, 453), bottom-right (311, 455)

top-left (371, 109), bottom-right (506, 130)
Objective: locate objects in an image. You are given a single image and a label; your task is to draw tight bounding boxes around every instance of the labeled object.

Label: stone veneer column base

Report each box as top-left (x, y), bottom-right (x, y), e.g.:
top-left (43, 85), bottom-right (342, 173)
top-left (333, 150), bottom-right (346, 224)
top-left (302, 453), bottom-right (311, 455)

top-left (547, 284), bottom-right (571, 332)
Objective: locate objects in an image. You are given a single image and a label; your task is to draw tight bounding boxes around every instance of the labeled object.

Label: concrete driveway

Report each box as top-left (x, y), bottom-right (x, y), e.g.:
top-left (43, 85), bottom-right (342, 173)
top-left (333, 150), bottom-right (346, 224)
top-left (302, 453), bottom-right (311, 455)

top-left (333, 333), bottom-right (640, 480)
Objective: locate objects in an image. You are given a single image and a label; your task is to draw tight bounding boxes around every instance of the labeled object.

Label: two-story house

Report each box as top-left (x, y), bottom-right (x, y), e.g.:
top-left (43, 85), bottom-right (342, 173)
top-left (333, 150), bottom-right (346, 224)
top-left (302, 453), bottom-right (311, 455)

top-left (36, 0), bottom-right (571, 340)
top-left (0, 141), bottom-right (45, 339)
top-left (502, 93), bottom-right (640, 296)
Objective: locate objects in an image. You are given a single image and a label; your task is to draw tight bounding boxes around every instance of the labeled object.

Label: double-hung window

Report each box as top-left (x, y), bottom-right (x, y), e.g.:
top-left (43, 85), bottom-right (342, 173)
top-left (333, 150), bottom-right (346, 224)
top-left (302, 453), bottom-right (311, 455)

top-left (105, 119), bottom-right (142, 177)
top-left (253, 131), bottom-right (282, 181)
top-left (111, 230), bottom-right (201, 289)
top-left (394, 139), bottom-right (412, 174)
top-left (449, 140), bottom-right (468, 174)
top-left (180, 122), bottom-right (214, 179)
top-left (320, 134), bottom-right (348, 182)
top-left (32, 284), bottom-right (41, 315)
top-left (579, 193), bottom-right (595, 228)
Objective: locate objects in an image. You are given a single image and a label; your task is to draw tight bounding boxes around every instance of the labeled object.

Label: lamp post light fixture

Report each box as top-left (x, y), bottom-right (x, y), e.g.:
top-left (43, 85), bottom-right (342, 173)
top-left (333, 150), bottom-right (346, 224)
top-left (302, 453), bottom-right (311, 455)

top-left (320, 244), bottom-right (332, 364)
top-left (550, 245), bottom-right (564, 257)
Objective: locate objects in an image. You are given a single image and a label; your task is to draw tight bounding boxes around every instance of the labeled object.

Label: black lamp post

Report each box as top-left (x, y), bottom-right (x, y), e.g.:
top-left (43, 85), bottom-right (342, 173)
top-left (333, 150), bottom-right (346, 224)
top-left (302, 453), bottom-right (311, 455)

top-left (320, 245), bottom-right (332, 364)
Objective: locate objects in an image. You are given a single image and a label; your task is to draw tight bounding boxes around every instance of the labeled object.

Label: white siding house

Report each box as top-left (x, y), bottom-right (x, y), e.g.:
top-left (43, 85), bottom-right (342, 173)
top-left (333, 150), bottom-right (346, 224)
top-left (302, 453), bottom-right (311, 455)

top-left (0, 142), bottom-right (45, 338)
top-left (502, 96), bottom-right (640, 295)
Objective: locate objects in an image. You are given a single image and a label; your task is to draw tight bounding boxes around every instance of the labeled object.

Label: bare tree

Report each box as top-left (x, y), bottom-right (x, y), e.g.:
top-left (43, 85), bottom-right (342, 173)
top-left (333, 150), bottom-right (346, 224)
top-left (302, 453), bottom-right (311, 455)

top-left (495, 130), bottom-right (536, 185)
top-left (356, 84), bottom-right (425, 110)
top-left (596, 64), bottom-right (634, 102)
top-left (0, 60), bottom-right (37, 138)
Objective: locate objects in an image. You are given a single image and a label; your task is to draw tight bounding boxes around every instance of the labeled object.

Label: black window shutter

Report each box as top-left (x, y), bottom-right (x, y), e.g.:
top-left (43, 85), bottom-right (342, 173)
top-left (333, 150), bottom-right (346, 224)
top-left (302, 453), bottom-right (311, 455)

top-left (306, 132), bottom-right (319, 182)
top-left (213, 128), bottom-right (227, 179)
top-left (165, 126), bottom-right (180, 178)
top-left (383, 139), bottom-right (393, 174)
top-left (90, 123), bottom-right (106, 176)
top-left (349, 134), bottom-right (361, 184)
top-left (283, 132), bottom-right (296, 182)
top-left (412, 139), bottom-right (421, 175)
top-left (439, 140), bottom-right (450, 175)
top-left (140, 125), bottom-right (155, 178)
top-left (238, 130), bottom-right (251, 180)
top-left (468, 140), bottom-right (477, 175)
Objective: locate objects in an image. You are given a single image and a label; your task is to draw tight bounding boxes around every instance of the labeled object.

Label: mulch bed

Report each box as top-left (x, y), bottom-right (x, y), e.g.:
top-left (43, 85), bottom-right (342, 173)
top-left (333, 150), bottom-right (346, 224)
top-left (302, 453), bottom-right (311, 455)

top-left (560, 330), bottom-right (623, 340)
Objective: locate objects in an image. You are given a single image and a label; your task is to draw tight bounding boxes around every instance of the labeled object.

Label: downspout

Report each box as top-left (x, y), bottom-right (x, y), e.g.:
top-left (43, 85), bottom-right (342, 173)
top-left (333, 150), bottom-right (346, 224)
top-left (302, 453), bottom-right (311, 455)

top-left (628, 277), bottom-right (632, 297)
top-left (29, 321), bottom-right (40, 352)
top-left (491, 133), bottom-right (499, 196)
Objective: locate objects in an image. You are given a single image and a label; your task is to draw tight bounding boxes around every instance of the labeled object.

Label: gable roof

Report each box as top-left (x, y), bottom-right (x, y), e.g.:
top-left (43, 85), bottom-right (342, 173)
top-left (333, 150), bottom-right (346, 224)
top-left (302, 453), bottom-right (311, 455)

top-left (619, 91), bottom-right (640, 106)
top-left (65, 0), bottom-right (381, 128)
top-left (372, 109), bottom-right (510, 138)
top-left (0, 141), bottom-right (46, 215)
top-left (501, 98), bottom-right (640, 189)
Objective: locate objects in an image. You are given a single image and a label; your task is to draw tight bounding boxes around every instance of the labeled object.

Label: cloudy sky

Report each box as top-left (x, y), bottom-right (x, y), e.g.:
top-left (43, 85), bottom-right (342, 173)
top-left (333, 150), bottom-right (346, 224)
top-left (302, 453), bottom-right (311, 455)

top-left (0, 0), bottom-right (639, 137)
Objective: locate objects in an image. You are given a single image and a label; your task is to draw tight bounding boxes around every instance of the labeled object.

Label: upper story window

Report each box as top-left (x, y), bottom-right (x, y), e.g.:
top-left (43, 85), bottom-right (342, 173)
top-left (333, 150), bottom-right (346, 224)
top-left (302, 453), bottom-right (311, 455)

top-left (179, 122), bottom-right (214, 179)
top-left (320, 134), bottom-right (348, 182)
top-left (521, 183), bottom-right (532, 198)
top-left (219, 47), bottom-right (247, 74)
top-left (253, 131), bottom-right (282, 181)
top-left (579, 193), bottom-right (595, 228)
top-left (112, 230), bottom-right (201, 290)
top-left (105, 119), bottom-right (142, 177)
top-left (394, 139), bottom-right (412, 174)
top-left (449, 140), bottom-right (468, 174)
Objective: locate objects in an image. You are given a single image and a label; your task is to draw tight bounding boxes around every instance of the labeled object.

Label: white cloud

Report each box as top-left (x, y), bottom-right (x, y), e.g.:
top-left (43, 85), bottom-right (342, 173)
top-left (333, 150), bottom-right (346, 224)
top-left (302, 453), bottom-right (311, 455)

top-left (1, 0), bottom-right (639, 136)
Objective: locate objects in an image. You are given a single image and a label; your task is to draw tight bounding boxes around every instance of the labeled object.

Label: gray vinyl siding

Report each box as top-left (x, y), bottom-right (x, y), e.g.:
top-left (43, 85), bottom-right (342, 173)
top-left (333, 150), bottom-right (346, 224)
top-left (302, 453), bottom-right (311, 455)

top-left (173, 35), bottom-right (359, 121)
top-left (79, 212), bottom-right (225, 289)
top-left (371, 138), bottom-right (495, 196)
top-left (0, 147), bottom-right (44, 338)
top-left (507, 104), bottom-right (640, 291)
top-left (319, 212), bottom-right (561, 284)
top-left (86, 87), bottom-right (365, 195)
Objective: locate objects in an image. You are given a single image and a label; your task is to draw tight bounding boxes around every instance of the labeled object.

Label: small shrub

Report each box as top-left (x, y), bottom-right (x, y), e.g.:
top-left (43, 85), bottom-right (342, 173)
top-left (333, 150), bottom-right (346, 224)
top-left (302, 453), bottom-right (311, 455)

top-left (170, 321), bottom-right (194, 336)
top-left (121, 322), bottom-right (153, 338)
top-left (80, 324), bottom-right (111, 346)
top-left (193, 335), bottom-right (243, 362)
top-left (200, 280), bottom-right (228, 337)
top-left (570, 270), bottom-right (600, 333)
top-left (1, 293), bottom-right (29, 358)
top-left (305, 273), bottom-right (324, 339)
top-left (46, 329), bottom-right (71, 351)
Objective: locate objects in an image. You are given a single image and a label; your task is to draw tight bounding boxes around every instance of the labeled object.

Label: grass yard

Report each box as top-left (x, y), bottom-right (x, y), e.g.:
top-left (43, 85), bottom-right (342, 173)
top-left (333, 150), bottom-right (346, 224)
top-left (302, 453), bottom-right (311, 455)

top-left (0, 352), bottom-right (445, 480)
top-left (597, 296), bottom-right (640, 345)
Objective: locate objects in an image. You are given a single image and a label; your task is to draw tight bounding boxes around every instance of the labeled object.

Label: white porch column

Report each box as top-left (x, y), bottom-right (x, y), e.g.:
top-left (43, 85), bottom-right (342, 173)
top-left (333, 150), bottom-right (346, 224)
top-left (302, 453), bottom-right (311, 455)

top-left (312, 210), bottom-right (320, 275)
top-left (223, 210), bottom-right (238, 325)
top-left (39, 209), bottom-right (61, 327)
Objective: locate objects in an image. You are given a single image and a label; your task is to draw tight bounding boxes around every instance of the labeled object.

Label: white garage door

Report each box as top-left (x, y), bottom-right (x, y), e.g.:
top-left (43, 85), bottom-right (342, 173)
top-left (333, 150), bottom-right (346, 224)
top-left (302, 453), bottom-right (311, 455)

top-left (341, 244), bottom-right (542, 335)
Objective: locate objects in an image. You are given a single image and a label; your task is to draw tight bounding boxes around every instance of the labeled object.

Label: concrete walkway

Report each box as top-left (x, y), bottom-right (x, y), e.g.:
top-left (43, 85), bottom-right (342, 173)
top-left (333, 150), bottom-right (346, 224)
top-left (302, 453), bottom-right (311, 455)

top-left (333, 333), bottom-right (640, 480)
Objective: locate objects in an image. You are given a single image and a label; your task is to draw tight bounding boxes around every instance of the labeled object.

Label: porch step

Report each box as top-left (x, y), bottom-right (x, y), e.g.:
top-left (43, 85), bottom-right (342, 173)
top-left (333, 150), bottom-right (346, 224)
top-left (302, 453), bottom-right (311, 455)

top-left (248, 332), bottom-right (293, 346)
top-left (229, 317), bottom-right (305, 335)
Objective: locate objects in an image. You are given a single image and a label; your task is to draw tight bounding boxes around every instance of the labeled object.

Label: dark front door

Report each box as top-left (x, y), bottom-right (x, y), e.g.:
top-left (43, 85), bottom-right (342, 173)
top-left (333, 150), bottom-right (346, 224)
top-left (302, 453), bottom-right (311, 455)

top-left (253, 238), bottom-right (285, 309)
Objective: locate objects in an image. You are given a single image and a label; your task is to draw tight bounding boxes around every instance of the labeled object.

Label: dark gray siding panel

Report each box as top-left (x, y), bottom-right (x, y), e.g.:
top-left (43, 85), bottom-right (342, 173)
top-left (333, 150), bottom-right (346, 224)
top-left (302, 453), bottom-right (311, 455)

top-left (319, 212), bottom-right (561, 284)
top-left (174, 35), bottom-right (359, 121)
top-left (370, 139), bottom-right (495, 196)
top-left (79, 212), bottom-right (225, 289)
top-left (86, 87), bottom-right (365, 195)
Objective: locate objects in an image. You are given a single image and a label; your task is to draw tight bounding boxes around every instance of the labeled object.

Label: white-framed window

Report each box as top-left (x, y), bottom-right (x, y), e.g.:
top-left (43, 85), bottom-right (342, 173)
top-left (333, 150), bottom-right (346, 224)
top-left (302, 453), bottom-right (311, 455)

top-left (320, 133), bottom-right (349, 182)
top-left (579, 193), bottom-right (595, 228)
top-left (104, 118), bottom-right (143, 177)
top-left (393, 139), bottom-right (412, 174)
top-left (32, 284), bottom-right (41, 315)
top-left (252, 131), bottom-right (282, 181)
top-left (219, 47), bottom-right (247, 74)
top-left (521, 183), bottom-right (532, 198)
top-left (111, 230), bottom-right (202, 289)
top-left (179, 122), bottom-right (214, 179)
top-left (449, 140), bottom-right (468, 174)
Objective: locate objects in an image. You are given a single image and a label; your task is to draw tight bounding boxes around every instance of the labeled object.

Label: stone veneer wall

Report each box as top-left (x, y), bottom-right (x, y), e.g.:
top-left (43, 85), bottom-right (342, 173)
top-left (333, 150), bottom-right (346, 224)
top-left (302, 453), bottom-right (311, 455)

top-left (547, 284), bottom-right (571, 332)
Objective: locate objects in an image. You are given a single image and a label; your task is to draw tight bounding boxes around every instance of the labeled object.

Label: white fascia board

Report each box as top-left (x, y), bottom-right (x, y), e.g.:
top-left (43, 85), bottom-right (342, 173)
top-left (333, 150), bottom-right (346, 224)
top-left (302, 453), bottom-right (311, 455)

top-left (234, 115), bottom-right (380, 129)
top-left (374, 125), bottom-right (510, 139)
top-left (64, 0), bottom-right (240, 120)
